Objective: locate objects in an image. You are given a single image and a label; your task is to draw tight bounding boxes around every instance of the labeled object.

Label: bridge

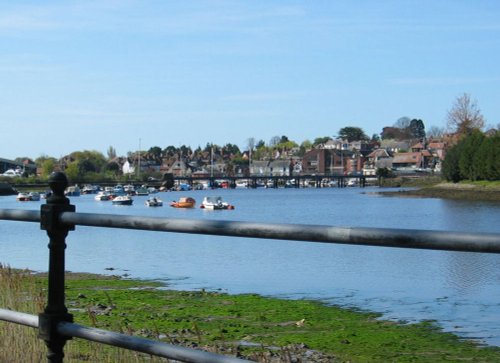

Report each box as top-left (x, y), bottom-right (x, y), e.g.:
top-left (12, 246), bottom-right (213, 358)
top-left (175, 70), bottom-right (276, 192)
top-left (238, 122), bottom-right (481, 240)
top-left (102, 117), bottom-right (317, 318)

top-left (169, 174), bottom-right (371, 188)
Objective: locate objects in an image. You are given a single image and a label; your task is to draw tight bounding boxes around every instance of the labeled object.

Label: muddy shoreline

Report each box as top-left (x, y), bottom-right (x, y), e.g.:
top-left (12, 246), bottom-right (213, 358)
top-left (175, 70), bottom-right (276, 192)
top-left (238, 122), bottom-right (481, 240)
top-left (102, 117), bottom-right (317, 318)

top-left (380, 182), bottom-right (500, 202)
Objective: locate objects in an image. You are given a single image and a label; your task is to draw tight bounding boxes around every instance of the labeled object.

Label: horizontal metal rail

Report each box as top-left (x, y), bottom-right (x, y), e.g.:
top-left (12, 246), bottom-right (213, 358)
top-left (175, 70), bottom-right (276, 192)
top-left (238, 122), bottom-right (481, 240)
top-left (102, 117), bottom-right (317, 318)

top-left (0, 308), bottom-right (38, 328)
top-left (1, 209), bottom-right (500, 253)
top-left (0, 209), bottom-right (40, 223)
top-left (57, 322), bottom-right (249, 363)
top-left (0, 309), bottom-right (250, 363)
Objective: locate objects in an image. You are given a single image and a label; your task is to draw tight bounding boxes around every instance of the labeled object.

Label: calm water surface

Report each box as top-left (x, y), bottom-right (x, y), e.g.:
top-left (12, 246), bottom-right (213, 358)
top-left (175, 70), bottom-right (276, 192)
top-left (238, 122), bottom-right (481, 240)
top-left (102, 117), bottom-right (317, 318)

top-left (1, 187), bottom-right (500, 345)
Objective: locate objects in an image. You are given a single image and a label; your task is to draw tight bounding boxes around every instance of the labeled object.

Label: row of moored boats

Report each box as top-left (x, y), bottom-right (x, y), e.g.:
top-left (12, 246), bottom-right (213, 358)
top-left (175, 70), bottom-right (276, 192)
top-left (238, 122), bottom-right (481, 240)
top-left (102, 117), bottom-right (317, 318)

top-left (15, 183), bottom-right (235, 210)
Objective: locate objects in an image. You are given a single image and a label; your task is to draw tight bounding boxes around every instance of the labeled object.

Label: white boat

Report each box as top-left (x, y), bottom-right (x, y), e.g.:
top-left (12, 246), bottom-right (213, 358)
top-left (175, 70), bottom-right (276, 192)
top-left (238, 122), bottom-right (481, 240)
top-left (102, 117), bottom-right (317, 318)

top-left (82, 185), bottom-right (98, 194)
top-left (112, 195), bottom-right (133, 205)
top-left (94, 191), bottom-right (111, 201)
top-left (235, 180), bottom-right (249, 188)
top-left (200, 196), bottom-right (234, 210)
top-left (145, 197), bottom-right (163, 207)
top-left (123, 184), bottom-right (135, 193)
top-left (16, 191), bottom-right (40, 201)
top-left (16, 192), bottom-right (31, 201)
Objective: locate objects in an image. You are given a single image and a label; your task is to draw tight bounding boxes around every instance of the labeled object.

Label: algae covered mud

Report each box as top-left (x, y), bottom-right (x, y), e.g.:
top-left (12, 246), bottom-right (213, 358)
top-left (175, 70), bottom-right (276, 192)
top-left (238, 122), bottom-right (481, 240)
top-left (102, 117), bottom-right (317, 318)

top-left (2, 268), bottom-right (500, 362)
top-left (381, 181), bottom-right (500, 201)
top-left (1, 186), bottom-right (500, 346)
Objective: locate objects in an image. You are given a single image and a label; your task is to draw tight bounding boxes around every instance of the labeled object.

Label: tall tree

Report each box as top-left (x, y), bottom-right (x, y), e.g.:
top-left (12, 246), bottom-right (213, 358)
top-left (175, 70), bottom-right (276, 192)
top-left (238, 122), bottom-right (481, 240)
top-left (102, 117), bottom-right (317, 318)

top-left (338, 127), bottom-right (368, 142)
top-left (107, 146), bottom-right (117, 160)
top-left (447, 93), bottom-right (485, 135)
top-left (409, 119), bottom-right (426, 139)
top-left (442, 143), bottom-right (463, 182)
top-left (457, 130), bottom-right (484, 181)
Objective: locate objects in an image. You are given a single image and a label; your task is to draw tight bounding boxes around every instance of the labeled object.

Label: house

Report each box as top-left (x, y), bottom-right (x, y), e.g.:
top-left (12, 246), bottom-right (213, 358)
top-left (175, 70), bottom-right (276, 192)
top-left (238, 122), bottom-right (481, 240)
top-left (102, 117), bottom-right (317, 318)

top-left (391, 151), bottom-right (432, 171)
top-left (250, 161), bottom-right (271, 176)
top-left (427, 140), bottom-right (446, 161)
top-left (268, 160), bottom-right (292, 176)
top-left (362, 149), bottom-right (393, 176)
top-left (380, 140), bottom-right (410, 153)
top-left (301, 148), bottom-right (362, 175)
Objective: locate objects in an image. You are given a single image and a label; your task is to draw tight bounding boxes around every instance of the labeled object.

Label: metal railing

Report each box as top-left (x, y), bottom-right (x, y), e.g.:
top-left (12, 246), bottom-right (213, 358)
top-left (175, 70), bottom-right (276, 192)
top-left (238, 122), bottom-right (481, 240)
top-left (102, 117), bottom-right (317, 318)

top-left (1, 172), bottom-right (500, 362)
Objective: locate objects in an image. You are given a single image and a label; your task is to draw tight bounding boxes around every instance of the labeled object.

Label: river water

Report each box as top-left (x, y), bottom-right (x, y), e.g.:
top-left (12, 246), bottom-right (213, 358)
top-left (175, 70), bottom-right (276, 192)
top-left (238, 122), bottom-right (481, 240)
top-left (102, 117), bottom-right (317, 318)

top-left (1, 187), bottom-right (500, 345)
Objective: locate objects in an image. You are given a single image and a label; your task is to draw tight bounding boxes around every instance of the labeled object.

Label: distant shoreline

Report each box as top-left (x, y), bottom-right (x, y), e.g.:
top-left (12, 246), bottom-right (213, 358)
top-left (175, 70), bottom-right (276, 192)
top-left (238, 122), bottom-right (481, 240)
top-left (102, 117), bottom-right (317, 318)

top-left (380, 182), bottom-right (500, 202)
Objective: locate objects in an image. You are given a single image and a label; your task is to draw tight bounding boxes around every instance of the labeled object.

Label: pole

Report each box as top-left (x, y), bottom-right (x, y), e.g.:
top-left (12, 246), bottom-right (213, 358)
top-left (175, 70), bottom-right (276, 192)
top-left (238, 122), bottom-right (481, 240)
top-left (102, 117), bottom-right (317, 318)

top-left (39, 172), bottom-right (75, 363)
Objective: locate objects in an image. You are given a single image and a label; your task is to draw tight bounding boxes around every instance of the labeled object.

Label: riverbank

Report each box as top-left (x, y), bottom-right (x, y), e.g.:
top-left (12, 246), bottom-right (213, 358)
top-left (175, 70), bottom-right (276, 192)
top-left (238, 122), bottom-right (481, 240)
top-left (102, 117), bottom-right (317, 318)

top-left (2, 268), bottom-right (500, 362)
top-left (381, 181), bottom-right (500, 201)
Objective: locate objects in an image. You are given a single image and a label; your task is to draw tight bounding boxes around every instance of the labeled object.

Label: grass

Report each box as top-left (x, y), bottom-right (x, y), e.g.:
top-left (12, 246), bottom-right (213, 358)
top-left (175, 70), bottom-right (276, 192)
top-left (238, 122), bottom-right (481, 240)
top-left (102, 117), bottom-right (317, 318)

top-left (2, 266), bottom-right (500, 362)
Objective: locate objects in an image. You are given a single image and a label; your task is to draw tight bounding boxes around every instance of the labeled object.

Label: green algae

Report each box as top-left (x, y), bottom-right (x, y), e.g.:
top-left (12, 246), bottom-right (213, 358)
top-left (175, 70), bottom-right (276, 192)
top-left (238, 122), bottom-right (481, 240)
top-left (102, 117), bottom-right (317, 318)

top-left (55, 273), bottom-right (500, 362)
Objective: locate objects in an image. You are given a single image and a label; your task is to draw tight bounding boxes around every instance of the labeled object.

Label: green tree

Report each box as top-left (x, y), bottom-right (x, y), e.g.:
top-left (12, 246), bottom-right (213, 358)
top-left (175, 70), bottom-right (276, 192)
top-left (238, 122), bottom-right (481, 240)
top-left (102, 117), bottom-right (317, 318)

top-left (313, 136), bottom-right (331, 146)
top-left (299, 140), bottom-right (313, 156)
top-left (376, 167), bottom-right (393, 184)
top-left (223, 143), bottom-right (241, 156)
top-left (40, 158), bottom-right (56, 178)
top-left (279, 135), bottom-right (289, 144)
top-left (148, 146), bottom-right (162, 159)
top-left (338, 127), bottom-right (368, 142)
top-left (409, 119), bottom-right (426, 139)
top-left (163, 145), bottom-right (177, 156)
top-left (458, 130), bottom-right (485, 181)
top-left (64, 162), bottom-right (80, 181)
top-left (442, 143), bottom-right (463, 182)
top-left (476, 131), bottom-right (500, 180)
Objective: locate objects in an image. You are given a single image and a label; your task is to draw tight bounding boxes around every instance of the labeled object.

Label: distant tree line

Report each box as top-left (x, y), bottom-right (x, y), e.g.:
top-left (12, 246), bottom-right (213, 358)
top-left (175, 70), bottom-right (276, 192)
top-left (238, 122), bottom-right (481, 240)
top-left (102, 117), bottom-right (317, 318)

top-left (442, 130), bottom-right (500, 182)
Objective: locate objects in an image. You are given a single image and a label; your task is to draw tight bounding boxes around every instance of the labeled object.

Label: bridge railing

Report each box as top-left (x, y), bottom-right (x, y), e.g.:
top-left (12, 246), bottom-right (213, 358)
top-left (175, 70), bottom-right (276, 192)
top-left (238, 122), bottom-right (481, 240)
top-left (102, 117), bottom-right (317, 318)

top-left (1, 172), bottom-right (499, 363)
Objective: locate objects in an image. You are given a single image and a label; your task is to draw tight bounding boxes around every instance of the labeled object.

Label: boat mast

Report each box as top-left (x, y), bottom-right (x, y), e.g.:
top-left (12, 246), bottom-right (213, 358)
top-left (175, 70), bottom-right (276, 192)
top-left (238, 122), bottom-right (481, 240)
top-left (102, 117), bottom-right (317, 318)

top-left (211, 144), bottom-right (214, 178)
top-left (137, 138), bottom-right (141, 180)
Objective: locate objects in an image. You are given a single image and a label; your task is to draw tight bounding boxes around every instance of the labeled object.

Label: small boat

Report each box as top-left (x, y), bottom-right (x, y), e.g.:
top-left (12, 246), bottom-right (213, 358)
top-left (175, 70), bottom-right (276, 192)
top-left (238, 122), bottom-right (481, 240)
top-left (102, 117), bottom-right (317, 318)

top-left (65, 186), bottom-right (81, 196)
top-left (170, 197), bottom-right (196, 208)
top-left (112, 195), bottom-right (133, 205)
top-left (94, 191), bottom-right (111, 201)
top-left (16, 192), bottom-right (31, 201)
top-left (28, 192), bottom-right (40, 201)
top-left (82, 184), bottom-right (98, 194)
top-left (113, 185), bottom-right (125, 195)
top-left (145, 197), bottom-right (163, 207)
top-left (123, 184), bottom-right (135, 194)
top-left (135, 186), bottom-right (149, 196)
top-left (200, 196), bottom-right (234, 210)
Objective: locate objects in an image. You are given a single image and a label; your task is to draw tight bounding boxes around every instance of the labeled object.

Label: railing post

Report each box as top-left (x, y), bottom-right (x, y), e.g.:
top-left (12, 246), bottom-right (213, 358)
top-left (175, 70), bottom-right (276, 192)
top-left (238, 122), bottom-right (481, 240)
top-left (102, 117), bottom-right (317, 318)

top-left (39, 172), bottom-right (75, 363)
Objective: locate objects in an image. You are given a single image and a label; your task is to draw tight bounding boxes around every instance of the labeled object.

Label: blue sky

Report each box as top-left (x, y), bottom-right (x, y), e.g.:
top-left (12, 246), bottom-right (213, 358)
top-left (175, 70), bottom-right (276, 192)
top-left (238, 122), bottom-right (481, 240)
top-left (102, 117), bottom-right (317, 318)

top-left (1, 1), bottom-right (499, 160)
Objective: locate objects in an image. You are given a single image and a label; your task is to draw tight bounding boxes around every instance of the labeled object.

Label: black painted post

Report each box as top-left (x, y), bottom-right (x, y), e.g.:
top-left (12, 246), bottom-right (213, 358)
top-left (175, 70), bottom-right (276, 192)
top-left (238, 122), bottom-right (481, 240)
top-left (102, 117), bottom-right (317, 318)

top-left (39, 172), bottom-right (75, 363)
